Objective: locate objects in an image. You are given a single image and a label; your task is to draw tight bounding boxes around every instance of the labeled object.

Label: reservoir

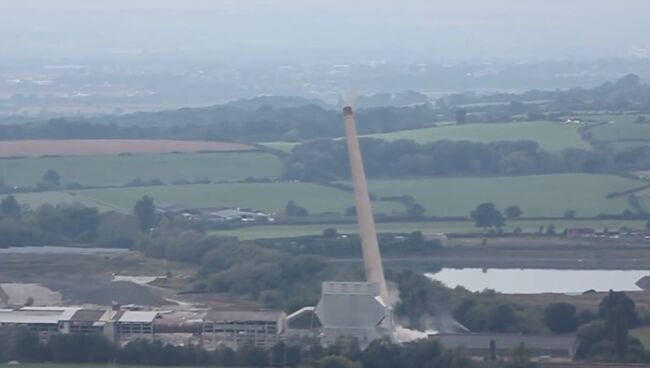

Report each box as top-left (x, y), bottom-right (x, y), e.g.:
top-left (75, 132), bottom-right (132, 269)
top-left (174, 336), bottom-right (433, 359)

top-left (426, 268), bottom-right (650, 294)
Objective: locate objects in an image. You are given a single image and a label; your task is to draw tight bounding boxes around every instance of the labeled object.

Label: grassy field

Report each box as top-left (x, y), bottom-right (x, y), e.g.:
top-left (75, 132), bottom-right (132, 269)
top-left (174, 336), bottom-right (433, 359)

top-left (4, 182), bottom-right (402, 214)
top-left (362, 121), bottom-right (590, 151)
top-left (0, 139), bottom-right (253, 158)
top-left (632, 326), bottom-right (650, 349)
top-left (212, 219), bottom-right (649, 240)
top-left (589, 123), bottom-right (650, 147)
top-left (576, 113), bottom-right (650, 148)
top-left (0, 152), bottom-right (284, 187)
top-left (5, 173), bottom-right (645, 218)
top-left (0, 191), bottom-right (121, 212)
top-left (575, 113), bottom-right (650, 125)
top-left (358, 174), bottom-right (647, 218)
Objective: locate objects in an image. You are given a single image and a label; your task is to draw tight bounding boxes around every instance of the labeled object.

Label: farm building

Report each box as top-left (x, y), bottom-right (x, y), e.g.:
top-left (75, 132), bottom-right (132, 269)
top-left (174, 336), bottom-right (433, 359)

top-left (155, 203), bottom-right (200, 215)
top-left (432, 333), bottom-right (577, 360)
top-left (566, 228), bottom-right (595, 238)
top-left (155, 203), bottom-right (273, 223)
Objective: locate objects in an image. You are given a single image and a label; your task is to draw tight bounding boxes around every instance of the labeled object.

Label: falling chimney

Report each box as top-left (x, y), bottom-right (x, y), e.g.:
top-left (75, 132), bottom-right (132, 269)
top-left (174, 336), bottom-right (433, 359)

top-left (342, 106), bottom-right (389, 302)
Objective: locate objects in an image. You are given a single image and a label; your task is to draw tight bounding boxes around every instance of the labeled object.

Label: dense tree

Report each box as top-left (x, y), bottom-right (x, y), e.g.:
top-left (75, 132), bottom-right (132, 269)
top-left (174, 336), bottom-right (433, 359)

top-left (406, 203), bottom-right (426, 218)
top-left (360, 339), bottom-right (404, 368)
top-left (286, 200), bottom-right (309, 217)
top-left (544, 303), bottom-right (579, 333)
top-left (455, 109), bottom-right (468, 124)
top-left (504, 205), bottom-right (523, 220)
top-left (42, 169), bottom-right (61, 186)
top-left (37, 169), bottom-right (62, 190)
top-left (471, 203), bottom-right (505, 229)
top-left (319, 355), bottom-right (361, 368)
top-left (345, 206), bottom-right (357, 216)
top-left (134, 195), bottom-right (156, 231)
top-left (323, 228), bottom-right (338, 238)
top-left (489, 304), bottom-right (519, 332)
top-left (0, 195), bottom-right (21, 217)
top-left (564, 210), bottom-right (576, 219)
top-left (31, 203), bottom-right (100, 242)
top-left (545, 224), bottom-right (556, 235)
top-left (599, 290), bottom-right (637, 356)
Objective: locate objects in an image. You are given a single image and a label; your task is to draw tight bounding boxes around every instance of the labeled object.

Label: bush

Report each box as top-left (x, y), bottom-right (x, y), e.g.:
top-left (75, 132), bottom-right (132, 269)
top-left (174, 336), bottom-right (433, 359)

top-left (544, 303), bottom-right (579, 333)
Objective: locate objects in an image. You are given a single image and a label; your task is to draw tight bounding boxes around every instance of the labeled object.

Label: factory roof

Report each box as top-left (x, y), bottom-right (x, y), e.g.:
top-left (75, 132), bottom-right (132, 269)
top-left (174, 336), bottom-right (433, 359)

top-left (118, 311), bottom-right (158, 323)
top-left (70, 309), bottom-right (105, 322)
top-left (204, 310), bottom-right (284, 323)
top-left (0, 307), bottom-right (80, 324)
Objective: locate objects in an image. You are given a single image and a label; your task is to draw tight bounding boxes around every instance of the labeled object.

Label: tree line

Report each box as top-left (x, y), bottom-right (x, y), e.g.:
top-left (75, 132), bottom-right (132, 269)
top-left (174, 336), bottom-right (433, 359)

top-left (0, 329), bottom-right (483, 368)
top-left (0, 104), bottom-right (440, 143)
top-left (0, 195), bottom-right (439, 312)
top-left (3, 75), bottom-right (647, 145)
top-left (285, 138), bottom-right (650, 181)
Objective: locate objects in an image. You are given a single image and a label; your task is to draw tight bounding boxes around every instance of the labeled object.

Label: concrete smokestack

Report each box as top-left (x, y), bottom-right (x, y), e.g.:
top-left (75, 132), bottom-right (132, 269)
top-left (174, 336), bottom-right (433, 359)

top-left (342, 106), bottom-right (389, 302)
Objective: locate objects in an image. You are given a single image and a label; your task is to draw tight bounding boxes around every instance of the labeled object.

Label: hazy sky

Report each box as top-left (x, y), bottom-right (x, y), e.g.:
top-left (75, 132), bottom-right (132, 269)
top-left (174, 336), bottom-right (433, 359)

top-left (1, 0), bottom-right (649, 65)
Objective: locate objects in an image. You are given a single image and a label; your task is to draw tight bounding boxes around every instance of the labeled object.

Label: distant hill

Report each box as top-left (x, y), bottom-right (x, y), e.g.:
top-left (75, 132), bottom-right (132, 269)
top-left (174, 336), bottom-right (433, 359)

top-left (226, 95), bottom-right (331, 110)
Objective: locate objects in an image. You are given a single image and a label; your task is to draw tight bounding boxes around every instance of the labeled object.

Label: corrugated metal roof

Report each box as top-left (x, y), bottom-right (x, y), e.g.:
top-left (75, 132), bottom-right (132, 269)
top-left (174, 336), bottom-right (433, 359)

top-left (70, 310), bottom-right (105, 322)
top-left (0, 308), bottom-right (79, 324)
top-left (100, 309), bottom-right (124, 322)
top-left (204, 310), bottom-right (284, 323)
top-left (119, 311), bottom-right (158, 323)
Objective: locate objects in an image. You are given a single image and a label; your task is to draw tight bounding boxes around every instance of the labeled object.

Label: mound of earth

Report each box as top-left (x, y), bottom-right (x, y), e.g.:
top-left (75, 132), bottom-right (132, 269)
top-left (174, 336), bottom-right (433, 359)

top-left (636, 275), bottom-right (650, 290)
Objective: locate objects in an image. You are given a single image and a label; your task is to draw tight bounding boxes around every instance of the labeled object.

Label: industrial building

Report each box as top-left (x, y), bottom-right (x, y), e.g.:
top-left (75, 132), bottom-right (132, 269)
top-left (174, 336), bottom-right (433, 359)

top-left (314, 281), bottom-right (393, 348)
top-left (0, 307), bottom-right (157, 343)
top-left (0, 306), bottom-right (285, 350)
top-left (202, 310), bottom-right (286, 349)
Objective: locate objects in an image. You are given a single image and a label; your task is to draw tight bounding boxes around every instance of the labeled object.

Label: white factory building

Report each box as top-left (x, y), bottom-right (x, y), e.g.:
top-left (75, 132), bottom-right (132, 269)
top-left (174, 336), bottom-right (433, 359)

top-left (0, 307), bottom-right (156, 343)
top-left (0, 306), bottom-right (286, 349)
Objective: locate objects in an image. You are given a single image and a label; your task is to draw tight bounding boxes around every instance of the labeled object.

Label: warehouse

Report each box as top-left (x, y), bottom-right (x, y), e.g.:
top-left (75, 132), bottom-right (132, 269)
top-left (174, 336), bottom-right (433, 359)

top-left (0, 307), bottom-right (159, 343)
top-left (202, 310), bottom-right (286, 349)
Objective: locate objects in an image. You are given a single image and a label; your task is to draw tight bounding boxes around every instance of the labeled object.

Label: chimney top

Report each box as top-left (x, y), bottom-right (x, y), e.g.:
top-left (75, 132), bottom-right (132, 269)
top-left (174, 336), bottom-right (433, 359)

top-left (343, 106), bottom-right (353, 116)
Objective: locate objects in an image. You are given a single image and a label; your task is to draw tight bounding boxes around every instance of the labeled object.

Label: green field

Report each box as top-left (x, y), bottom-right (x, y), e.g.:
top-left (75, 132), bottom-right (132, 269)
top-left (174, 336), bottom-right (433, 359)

top-left (575, 113), bottom-right (650, 125)
top-left (0, 152), bottom-right (284, 187)
top-left (632, 327), bottom-right (650, 349)
top-left (213, 219), bottom-right (649, 240)
top-left (6, 173), bottom-right (645, 218)
top-left (589, 123), bottom-right (650, 147)
top-left (358, 174), bottom-right (646, 218)
top-left (362, 121), bottom-right (590, 151)
top-left (4, 182), bottom-right (402, 214)
top-left (0, 191), bottom-right (121, 212)
top-left (576, 113), bottom-right (650, 148)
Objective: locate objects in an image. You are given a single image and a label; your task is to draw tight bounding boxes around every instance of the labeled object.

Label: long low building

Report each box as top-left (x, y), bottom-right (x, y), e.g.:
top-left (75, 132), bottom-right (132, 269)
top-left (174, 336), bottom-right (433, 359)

top-left (202, 310), bottom-right (286, 349)
top-left (0, 307), bottom-right (157, 343)
top-left (0, 306), bottom-right (286, 349)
